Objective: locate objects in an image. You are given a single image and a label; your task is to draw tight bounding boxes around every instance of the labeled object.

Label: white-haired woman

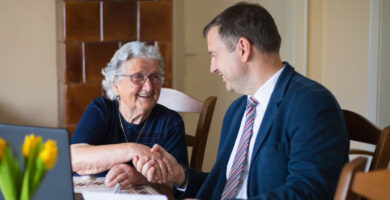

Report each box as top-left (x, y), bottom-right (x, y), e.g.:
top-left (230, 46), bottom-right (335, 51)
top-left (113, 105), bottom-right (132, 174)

top-left (70, 41), bottom-right (188, 188)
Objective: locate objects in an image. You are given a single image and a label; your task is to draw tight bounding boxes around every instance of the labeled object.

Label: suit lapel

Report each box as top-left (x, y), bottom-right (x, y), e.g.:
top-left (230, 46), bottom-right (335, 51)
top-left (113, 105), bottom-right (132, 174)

top-left (197, 97), bottom-right (246, 199)
top-left (251, 64), bottom-right (295, 163)
top-left (218, 98), bottom-right (246, 161)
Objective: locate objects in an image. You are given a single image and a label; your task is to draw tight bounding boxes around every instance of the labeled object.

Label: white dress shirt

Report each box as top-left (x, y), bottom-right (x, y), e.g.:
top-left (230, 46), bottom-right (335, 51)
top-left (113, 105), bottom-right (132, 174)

top-left (225, 66), bottom-right (285, 199)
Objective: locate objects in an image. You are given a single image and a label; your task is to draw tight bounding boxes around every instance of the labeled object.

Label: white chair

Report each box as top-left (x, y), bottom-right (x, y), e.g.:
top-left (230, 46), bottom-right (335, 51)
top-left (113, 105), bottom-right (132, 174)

top-left (157, 88), bottom-right (217, 170)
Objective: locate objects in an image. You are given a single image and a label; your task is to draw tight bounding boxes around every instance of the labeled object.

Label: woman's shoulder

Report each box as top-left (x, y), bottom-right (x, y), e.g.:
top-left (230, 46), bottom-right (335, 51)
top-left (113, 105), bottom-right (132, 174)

top-left (90, 96), bottom-right (114, 106)
top-left (88, 96), bottom-right (117, 114)
top-left (151, 104), bottom-right (182, 121)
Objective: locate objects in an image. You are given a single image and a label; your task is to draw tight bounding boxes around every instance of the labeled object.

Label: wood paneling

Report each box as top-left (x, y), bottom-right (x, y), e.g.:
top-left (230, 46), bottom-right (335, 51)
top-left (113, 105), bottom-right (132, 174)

top-left (65, 83), bottom-right (102, 124)
top-left (156, 41), bottom-right (172, 87)
top-left (84, 42), bottom-right (119, 83)
top-left (57, 43), bottom-right (83, 83)
top-left (139, 1), bottom-right (172, 41)
top-left (102, 2), bottom-right (137, 41)
top-left (65, 1), bottom-right (100, 41)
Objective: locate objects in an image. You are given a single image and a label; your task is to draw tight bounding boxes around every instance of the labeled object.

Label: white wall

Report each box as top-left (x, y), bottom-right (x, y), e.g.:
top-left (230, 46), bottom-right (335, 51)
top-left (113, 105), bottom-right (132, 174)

top-left (321, 0), bottom-right (369, 115)
top-left (309, 0), bottom-right (370, 117)
top-left (0, 0), bottom-right (57, 127)
top-left (378, 0), bottom-right (390, 129)
top-left (308, 0), bottom-right (373, 154)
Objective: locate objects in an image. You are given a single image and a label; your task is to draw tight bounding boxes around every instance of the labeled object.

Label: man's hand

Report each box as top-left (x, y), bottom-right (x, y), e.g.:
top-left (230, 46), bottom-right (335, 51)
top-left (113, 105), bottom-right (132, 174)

top-left (133, 144), bottom-right (186, 186)
top-left (105, 164), bottom-right (147, 187)
top-left (128, 143), bottom-right (166, 183)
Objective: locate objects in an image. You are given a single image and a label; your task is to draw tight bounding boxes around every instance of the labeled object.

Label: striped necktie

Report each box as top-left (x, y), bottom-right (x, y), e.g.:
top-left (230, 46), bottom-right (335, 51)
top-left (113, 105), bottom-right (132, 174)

top-left (221, 96), bottom-right (258, 199)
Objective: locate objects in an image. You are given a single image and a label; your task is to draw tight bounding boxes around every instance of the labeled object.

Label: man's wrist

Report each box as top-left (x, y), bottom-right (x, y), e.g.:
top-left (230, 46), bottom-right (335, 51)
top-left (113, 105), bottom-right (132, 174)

top-left (176, 164), bottom-right (187, 187)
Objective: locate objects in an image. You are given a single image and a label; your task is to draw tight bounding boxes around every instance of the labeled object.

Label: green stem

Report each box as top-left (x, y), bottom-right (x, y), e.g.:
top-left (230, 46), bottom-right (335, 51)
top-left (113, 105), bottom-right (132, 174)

top-left (0, 146), bottom-right (22, 200)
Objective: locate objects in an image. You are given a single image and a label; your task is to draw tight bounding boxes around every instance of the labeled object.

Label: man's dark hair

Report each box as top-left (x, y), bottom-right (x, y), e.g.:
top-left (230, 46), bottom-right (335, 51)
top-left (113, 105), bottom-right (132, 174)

top-left (203, 1), bottom-right (281, 54)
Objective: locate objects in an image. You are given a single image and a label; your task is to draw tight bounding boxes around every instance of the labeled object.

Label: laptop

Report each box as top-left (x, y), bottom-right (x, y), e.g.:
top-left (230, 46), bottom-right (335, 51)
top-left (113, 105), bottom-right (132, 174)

top-left (0, 124), bottom-right (74, 200)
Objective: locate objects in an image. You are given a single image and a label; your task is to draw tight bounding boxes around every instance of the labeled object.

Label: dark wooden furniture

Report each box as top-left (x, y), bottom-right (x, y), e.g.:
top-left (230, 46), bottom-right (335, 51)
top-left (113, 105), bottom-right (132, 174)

top-left (334, 157), bottom-right (390, 200)
top-left (56, 0), bottom-right (173, 137)
top-left (343, 109), bottom-right (390, 170)
top-left (157, 88), bottom-right (217, 170)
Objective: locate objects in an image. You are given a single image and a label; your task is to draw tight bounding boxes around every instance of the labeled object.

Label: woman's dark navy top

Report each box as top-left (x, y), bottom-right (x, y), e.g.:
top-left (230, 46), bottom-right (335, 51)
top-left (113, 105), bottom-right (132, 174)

top-left (70, 96), bottom-right (188, 176)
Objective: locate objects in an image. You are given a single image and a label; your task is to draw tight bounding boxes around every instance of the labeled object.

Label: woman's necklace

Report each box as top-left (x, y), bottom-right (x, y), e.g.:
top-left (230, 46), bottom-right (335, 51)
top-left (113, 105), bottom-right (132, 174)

top-left (118, 110), bottom-right (148, 143)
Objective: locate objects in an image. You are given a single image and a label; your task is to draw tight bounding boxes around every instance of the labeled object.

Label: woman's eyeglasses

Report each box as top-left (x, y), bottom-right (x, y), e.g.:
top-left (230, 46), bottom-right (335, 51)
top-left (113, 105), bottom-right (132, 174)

top-left (118, 73), bottom-right (165, 85)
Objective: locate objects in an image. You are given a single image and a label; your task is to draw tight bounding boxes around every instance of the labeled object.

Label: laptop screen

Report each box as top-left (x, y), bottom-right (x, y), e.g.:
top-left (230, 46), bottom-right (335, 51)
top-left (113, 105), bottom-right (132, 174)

top-left (0, 124), bottom-right (74, 200)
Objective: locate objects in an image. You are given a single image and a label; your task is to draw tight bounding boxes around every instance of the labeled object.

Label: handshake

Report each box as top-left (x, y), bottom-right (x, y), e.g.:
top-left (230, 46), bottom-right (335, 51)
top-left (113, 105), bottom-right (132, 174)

top-left (104, 144), bottom-right (187, 188)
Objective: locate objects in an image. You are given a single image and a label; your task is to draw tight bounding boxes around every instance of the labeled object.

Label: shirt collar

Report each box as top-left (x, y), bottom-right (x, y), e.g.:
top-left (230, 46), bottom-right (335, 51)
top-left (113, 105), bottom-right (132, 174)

top-left (249, 64), bottom-right (286, 104)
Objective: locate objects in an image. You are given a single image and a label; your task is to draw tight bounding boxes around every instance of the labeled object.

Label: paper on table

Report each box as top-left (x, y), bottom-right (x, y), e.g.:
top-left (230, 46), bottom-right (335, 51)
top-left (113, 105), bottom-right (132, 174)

top-left (82, 191), bottom-right (167, 200)
top-left (73, 176), bottom-right (159, 194)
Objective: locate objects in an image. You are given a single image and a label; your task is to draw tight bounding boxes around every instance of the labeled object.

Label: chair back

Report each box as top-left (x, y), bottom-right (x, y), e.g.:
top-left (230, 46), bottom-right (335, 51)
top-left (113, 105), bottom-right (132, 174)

top-left (343, 110), bottom-right (390, 170)
top-left (157, 88), bottom-right (217, 170)
top-left (334, 157), bottom-right (390, 200)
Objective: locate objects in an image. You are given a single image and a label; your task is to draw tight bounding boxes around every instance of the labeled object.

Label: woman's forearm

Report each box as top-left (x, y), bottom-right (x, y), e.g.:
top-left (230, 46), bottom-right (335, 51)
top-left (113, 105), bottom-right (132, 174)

top-left (70, 143), bottom-right (136, 175)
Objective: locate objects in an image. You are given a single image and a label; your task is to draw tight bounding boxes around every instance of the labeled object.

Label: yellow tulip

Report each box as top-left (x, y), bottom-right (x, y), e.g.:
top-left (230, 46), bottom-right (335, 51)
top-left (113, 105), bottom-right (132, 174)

top-left (0, 137), bottom-right (5, 160)
top-left (22, 134), bottom-right (42, 158)
top-left (38, 140), bottom-right (58, 169)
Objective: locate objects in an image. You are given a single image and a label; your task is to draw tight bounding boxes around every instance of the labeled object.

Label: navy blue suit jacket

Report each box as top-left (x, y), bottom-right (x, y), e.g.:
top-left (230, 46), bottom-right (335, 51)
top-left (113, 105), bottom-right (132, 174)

top-left (176, 63), bottom-right (349, 200)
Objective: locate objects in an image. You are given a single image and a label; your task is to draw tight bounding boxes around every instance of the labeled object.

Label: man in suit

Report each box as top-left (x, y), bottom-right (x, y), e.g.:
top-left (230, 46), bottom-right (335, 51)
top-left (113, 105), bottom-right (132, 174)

top-left (134, 2), bottom-right (349, 199)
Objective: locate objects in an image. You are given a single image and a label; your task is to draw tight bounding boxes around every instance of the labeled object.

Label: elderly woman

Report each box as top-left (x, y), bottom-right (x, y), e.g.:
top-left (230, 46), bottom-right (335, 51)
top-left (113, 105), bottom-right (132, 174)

top-left (70, 41), bottom-right (188, 187)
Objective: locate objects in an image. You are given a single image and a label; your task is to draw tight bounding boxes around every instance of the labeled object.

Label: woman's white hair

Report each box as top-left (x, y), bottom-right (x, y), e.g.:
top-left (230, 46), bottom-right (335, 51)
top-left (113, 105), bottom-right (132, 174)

top-left (101, 41), bottom-right (164, 100)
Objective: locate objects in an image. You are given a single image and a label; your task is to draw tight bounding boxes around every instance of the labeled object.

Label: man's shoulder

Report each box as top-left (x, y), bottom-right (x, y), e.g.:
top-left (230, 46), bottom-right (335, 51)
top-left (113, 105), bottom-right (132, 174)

top-left (277, 64), bottom-right (334, 101)
top-left (272, 64), bottom-right (340, 114)
top-left (276, 71), bottom-right (342, 120)
top-left (289, 73), bottom-right (334, 101)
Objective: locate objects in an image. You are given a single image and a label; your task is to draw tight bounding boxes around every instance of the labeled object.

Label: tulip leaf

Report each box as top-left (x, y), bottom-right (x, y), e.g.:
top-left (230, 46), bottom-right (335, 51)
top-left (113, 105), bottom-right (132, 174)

top-left (0, 145), bottom-right (21, 200)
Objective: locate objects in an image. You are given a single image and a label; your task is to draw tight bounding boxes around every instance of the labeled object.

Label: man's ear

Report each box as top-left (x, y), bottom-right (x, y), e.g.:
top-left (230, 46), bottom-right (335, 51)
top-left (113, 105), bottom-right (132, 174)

top-left (236, 37), bottom-right (251, 62)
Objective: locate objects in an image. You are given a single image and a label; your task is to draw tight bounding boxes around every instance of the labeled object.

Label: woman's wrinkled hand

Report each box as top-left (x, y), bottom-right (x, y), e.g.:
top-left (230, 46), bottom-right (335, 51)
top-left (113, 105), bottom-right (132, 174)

top-left (105, 163), bottom-right (147, 187)
top-left (129, 143), bottom-right (159, 160)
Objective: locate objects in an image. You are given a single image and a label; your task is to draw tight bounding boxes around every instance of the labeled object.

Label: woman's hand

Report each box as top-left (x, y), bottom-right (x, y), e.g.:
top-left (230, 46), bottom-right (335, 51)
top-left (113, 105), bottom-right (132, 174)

top-left (128, 143), bottom-right (158, 160)
top-left (105, 163), bottom-right (147, 187)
